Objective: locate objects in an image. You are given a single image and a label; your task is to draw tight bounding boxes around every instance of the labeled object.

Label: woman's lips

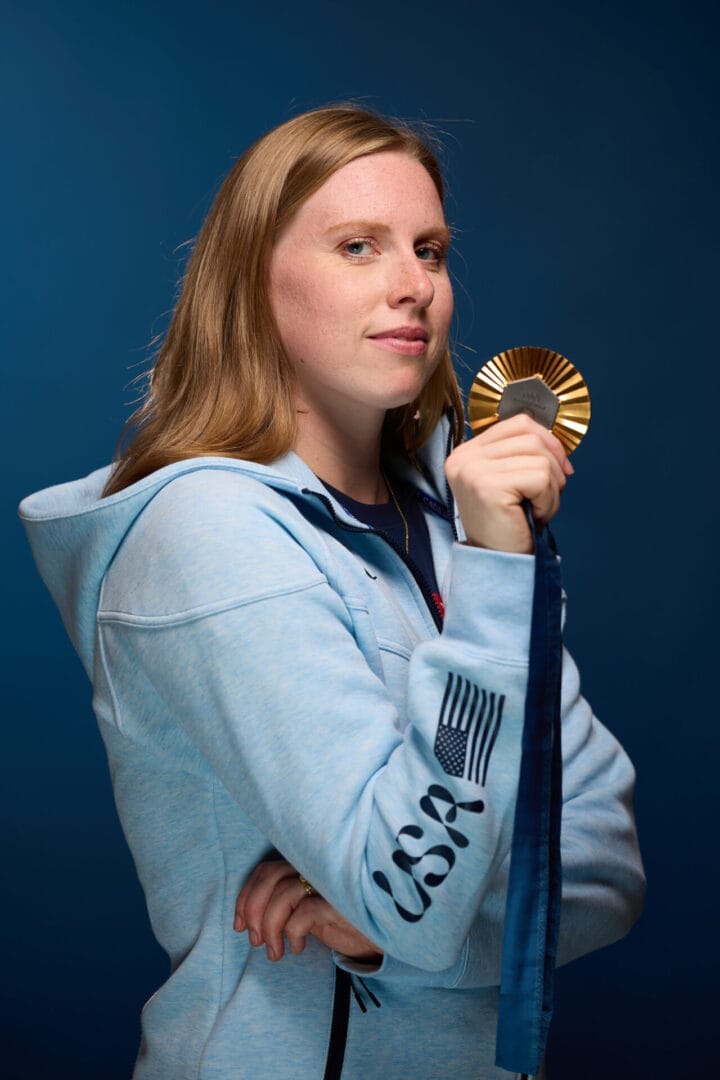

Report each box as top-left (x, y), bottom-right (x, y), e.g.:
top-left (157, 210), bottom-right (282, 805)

top-left (368, 328), bottom-right (429, 356)
top-left (369, 336), bottom-right (428, 355)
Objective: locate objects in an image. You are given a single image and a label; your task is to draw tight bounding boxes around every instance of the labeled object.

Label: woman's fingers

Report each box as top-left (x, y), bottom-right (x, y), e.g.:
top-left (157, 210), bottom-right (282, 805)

top-left (284, 898), bottom-right (382, 962)
top-left (234, 860), bottom-right (382, 964)
top-left (258, 875), bottom-right (318, 961)
top-left (468, 413), bottom-right (572, 474)
top-left (234, 859), bottom-right (299, 942)
top-left (284, 897), bottom-right (325, 955)
top-left (234, 859), bottom-right (325, 962)
top-left (445, 415), bottom-right (573, 552)
top-left (472, 430), bottom-right (573, 476)
top-left (481, 451), bottom-right (567, 499)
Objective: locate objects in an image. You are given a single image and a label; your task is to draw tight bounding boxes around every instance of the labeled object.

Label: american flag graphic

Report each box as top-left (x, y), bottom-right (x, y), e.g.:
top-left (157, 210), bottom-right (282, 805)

top-left (433, 672), bottom-right (505, 786)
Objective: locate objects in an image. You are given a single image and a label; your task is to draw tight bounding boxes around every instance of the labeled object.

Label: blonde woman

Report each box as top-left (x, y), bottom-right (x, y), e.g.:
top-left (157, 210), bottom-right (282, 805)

top-left (20, 105), bottom-right (644, 1079)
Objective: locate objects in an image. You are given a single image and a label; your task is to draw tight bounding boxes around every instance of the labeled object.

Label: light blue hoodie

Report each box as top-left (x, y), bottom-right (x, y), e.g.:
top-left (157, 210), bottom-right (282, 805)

top-left (19, 418), bottom-right (644, 1079)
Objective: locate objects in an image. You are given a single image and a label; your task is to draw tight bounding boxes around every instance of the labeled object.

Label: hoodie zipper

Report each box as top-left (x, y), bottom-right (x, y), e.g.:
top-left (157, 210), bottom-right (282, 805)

top-left (323, 969), bottom-right (352, 1080)
top-left (310, 431), bottom-right (459, 1073)
top-left (305, 477), bottom-right (452, 1075)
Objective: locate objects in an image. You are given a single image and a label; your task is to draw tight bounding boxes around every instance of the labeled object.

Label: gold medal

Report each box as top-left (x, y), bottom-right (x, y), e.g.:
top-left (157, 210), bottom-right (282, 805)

top-left (467, 346), bottom-right (591, 454)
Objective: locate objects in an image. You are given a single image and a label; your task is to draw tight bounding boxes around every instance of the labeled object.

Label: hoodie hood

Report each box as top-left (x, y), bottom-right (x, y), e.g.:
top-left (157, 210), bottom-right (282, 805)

top-left (18, 417), bottom-right (454, 679)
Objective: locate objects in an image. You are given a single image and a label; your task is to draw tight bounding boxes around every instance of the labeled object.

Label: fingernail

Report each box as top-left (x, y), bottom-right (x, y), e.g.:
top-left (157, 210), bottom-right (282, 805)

top-left (249, 930), bottom-right (260, 947)
top-left (267, 946), bottom-right (276, 961)
top-left (234, 917), bottom-right (245, 932)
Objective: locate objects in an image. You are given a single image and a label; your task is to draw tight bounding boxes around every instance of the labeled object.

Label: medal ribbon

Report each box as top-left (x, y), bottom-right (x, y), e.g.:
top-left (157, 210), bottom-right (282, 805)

top-left (494, 506), bottom-right (563, 1077)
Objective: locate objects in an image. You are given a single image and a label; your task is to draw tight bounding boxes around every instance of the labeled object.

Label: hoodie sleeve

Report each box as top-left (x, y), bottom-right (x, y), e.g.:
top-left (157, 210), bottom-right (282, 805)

top-left (336, 646), bottom-right (645, 987)
top-left (97, 470), bottom-right (642, 973)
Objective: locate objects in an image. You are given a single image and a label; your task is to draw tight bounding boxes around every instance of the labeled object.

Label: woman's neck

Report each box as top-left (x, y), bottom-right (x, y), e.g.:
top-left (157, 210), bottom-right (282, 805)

top-left (293, 409), bottom-right (388, 505)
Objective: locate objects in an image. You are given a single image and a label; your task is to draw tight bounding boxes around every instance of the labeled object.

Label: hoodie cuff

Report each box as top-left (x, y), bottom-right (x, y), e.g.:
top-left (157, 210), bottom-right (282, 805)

top-left (332, 938), bottom-right (468, 988)
top-left (441, 543), bottom-right (536, 662)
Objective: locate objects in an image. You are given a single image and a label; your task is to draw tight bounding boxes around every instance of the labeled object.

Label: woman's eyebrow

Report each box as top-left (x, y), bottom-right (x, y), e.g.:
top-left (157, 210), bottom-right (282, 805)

top-left (323, 220), bottom-right (451, 244)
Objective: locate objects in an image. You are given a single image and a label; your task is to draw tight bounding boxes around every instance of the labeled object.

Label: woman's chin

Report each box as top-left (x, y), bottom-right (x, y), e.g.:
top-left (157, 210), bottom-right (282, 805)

top-left (375, 366), bottom-right (435, 408)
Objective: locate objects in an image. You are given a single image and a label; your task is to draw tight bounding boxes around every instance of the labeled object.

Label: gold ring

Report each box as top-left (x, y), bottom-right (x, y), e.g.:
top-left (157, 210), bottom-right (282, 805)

top-left (298, 874), bottom-right (315, 896)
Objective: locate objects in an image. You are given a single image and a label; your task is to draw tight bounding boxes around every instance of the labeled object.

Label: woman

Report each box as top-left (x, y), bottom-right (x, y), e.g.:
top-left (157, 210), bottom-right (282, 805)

top-left (20, 105), bottom-right (644, 1079)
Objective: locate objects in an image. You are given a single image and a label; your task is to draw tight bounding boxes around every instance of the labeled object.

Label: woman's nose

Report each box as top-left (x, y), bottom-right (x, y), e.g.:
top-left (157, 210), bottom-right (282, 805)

top-left (386, 254), bottom-right (435, 309)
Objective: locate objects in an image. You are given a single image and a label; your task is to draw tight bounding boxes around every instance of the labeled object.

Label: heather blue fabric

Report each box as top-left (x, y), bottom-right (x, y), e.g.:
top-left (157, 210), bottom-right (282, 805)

top-left (19, 418), bottom-right (645, 1079)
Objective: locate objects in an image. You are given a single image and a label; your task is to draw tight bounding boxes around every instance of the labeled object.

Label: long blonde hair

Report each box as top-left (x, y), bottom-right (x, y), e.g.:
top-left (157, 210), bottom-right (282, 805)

top-left (104, 104), bottom-right (464, 496)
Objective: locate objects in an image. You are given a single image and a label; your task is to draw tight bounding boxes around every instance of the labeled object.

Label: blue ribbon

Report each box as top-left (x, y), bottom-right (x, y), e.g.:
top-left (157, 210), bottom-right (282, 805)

top-left (495, 507), bottom-right (563, 1076)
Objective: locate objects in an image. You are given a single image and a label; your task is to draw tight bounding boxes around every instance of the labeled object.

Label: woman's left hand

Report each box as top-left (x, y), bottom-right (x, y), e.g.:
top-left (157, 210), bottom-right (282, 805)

top-left (234, 859), bottom-right (383, 964)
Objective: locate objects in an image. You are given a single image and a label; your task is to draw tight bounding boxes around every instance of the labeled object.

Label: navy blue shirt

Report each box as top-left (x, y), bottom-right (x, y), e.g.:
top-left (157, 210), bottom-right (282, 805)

top-left (321, 474), bottom-right (443, 623)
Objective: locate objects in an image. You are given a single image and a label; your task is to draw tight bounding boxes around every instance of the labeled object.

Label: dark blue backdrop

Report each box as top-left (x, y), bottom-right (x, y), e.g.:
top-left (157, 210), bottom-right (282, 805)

top-left (4, 1), bottom-right (717, 1076)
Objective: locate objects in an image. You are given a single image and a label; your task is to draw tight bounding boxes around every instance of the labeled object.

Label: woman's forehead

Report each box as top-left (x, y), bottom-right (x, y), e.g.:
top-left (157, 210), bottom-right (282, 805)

top-left (294, 151), bottom-right (446, 234)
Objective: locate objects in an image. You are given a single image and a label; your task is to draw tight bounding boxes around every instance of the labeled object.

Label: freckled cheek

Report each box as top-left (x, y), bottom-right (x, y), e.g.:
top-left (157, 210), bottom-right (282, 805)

top-left (275, 265), bottom-right (343, 317)
top-left (271, 277), bottom-right (354, 361)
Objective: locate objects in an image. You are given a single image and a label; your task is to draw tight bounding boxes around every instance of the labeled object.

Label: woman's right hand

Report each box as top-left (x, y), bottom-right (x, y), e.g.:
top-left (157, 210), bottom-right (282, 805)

top-left (234, 860), bottom-right (382, 964)
top-left (445, 413), bottom-right (574, 554)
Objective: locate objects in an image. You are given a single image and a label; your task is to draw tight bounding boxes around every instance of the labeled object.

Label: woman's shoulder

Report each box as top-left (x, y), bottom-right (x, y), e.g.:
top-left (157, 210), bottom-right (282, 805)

top-left (140, 456), bottom-right (299, 515)
top-left (101, 457), bottom-right (329, 620)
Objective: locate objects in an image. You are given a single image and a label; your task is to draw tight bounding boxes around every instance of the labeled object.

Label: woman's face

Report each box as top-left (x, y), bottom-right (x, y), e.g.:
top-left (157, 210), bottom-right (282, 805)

top-left (269, 150), bottom-right (454, 433)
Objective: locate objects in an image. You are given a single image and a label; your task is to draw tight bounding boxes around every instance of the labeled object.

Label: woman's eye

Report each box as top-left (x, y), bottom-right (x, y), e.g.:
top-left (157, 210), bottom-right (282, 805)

top-left (342, 239), bottom-right (375, 258)
top-left (416, 244), bottom-right (445, 263)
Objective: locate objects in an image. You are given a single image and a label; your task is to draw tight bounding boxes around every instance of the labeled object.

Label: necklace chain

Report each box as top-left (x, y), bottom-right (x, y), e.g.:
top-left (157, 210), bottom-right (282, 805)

top-left (382, 469), bottom-right (409, 555)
